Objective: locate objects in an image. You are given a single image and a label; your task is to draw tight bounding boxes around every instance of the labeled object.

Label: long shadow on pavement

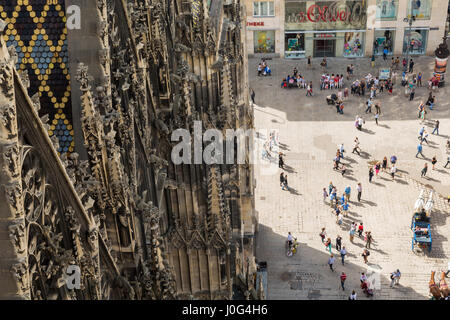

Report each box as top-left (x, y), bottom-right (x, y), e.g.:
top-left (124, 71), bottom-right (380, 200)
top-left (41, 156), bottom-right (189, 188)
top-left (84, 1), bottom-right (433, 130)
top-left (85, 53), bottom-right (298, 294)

top-left (256, 223), bottom-right (426, 300)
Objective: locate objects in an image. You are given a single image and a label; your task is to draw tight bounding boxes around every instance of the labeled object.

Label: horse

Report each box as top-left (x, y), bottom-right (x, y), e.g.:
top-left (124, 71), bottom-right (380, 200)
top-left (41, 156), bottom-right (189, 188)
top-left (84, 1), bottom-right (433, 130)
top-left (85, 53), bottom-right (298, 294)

top-left (439, 271), bottom-right (449, 298)
top-left (429, 271), bottom-right (442, 299)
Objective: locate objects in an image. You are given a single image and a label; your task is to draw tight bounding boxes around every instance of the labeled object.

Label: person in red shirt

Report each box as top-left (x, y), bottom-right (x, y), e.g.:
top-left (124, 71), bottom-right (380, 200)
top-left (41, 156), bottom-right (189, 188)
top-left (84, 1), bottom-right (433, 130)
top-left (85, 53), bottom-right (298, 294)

top-left (358, 222), bottom-right (364, 238)
top-left (340, 272), bottom-right (347, 290)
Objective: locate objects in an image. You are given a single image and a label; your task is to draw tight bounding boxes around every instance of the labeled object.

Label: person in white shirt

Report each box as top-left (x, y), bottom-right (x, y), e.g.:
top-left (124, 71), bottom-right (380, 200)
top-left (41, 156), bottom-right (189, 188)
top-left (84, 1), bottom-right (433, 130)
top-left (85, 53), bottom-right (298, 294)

top-left (357, 183), bottom-right (362, 202)
top-left (349, 290), bottom-right (357, 300)
top-left (337, 212), bottom-right (343, 225)
top-left (360, 272), bottom-right (367, 283)
top-left (328, 255), bottom-right (336, 271)
top-left (287, 232), bottom-right (294, 248)
top-left (390, 165), bottom-right (397, 180)
top-left (352, 137), bottom-right (361, 155)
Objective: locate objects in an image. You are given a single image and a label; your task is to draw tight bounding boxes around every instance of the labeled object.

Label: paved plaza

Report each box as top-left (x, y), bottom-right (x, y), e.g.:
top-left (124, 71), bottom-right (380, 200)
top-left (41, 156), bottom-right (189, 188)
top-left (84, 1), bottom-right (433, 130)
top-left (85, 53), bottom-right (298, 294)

top-left (252, 56), bottom-right (450, 300)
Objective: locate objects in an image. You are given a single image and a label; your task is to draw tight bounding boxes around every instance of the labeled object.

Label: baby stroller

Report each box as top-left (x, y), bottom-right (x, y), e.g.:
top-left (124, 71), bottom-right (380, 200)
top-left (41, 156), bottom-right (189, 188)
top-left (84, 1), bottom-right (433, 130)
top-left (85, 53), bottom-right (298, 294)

top-left (326, 93), bottom-right (338, 105)
top-left (361, 281), bottom-right (374, 297)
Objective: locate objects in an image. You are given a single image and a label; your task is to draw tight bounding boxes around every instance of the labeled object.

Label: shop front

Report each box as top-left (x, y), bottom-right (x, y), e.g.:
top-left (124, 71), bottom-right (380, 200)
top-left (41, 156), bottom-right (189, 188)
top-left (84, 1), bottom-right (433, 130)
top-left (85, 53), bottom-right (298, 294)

top-left (403, 28), bottom-right (428, 55)
top-left (284, 0), bottom-right (367, 58)
top-left (373, 29), bottom-right (395, 55)
top-left (254, 30), bottom-right (276, 53)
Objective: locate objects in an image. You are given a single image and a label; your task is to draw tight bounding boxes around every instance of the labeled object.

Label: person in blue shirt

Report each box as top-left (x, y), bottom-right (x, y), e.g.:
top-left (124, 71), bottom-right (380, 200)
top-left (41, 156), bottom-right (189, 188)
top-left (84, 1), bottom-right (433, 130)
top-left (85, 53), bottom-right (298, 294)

top-left (390, 155), bottom-right (397, 166)
top-left (344, 186), bottom-right (351, 202)
top-left (342, 201), bottom-right (350, 216)
top-left (383, 47), bottom-right (388, 61)
top-left (418, 126), bottom-right (425, 140)
top-left (416, 143), bottom-right (425, 158)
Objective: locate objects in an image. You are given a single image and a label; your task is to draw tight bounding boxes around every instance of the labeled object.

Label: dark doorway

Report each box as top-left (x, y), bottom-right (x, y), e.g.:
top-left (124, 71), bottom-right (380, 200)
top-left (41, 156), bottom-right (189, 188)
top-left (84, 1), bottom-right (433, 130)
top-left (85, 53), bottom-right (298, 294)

top-left (314, 39), bottom-right (335, 57)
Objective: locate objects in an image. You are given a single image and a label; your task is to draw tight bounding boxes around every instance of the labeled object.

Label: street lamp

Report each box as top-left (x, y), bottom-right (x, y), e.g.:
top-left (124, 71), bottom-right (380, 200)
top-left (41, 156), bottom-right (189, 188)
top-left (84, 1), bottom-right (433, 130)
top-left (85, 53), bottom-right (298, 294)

top-left (403, 8), bottom-right (416, 73)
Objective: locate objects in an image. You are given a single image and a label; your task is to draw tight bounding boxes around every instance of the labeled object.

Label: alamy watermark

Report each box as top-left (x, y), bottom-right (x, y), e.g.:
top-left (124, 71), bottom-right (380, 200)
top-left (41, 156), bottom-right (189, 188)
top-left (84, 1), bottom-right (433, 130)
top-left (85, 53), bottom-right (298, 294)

top-left (66, 5), bottom-right (81, 30)
top-left (171, 121), bottom-right (279, 176)
top-left (65, 265), bottom-right (81, 290)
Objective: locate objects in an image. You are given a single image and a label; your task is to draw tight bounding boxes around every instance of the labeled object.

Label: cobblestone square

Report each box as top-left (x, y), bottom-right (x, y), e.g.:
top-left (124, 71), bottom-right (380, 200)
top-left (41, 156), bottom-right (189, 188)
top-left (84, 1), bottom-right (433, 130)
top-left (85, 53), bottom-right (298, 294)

top-left (252, 56), bottom-right (450, 300)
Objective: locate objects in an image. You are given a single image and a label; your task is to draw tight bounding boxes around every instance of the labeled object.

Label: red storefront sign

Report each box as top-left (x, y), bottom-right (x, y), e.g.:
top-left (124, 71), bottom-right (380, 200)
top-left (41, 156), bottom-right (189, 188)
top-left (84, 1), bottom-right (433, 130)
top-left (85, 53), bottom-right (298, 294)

top-left (292, 3), bottom-right (361, 24)
top-left (315, 33), bottom-right (335, 38)
top-left (247, 21), bottom-right (265, 26)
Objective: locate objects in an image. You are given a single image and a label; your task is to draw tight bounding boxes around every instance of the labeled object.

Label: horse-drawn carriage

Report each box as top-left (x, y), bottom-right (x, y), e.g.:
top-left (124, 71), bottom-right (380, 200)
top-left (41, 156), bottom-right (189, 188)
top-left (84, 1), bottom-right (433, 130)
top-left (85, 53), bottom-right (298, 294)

top-left (411, 190), bottom-right (433, 253)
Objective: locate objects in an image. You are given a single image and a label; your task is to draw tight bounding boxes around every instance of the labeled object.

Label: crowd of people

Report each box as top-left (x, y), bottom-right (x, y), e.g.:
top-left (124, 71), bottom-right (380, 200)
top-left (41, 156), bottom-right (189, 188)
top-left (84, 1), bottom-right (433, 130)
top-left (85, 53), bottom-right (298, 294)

top-left (258, 54), bottom-right (449, 299)
top-left (257, 58), bottom-right (271, 76)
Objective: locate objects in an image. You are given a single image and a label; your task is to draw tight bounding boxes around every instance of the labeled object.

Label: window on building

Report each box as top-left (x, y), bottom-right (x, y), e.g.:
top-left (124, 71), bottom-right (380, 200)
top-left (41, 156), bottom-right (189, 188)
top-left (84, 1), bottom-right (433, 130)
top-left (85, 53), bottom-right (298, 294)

top-left (285, 33), bottom-right (305, 58)
top-left (376, 0), bottom-right (398, 20)
top-left (254, 30), bottom-right (275, 53)
top-left (403, 29), bottom-right (428, 54)
top-left (373, 30), bottom-right (395, 55)
top-left (343, 32), bottom-right (365, 57)
top-left (407, 0), bottom-right (432, 19)
top-left (253, 1), bottom-right (275, 17)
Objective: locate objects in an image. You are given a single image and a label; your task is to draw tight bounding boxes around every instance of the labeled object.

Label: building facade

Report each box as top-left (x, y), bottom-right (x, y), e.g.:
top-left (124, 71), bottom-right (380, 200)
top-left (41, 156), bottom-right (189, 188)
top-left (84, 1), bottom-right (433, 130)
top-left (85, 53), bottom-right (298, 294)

top-left (0, 0), bottom-right (260, 300)
top-left (244, 0), bottom-right (449, 58)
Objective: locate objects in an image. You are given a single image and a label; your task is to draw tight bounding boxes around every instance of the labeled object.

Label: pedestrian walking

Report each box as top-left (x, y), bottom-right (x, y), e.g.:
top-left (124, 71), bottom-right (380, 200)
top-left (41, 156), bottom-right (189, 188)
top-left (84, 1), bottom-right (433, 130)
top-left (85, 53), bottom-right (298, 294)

top-left (409, 86), bottom-right (415, 101)
top-left (352, 137), bottom-right (361, 155)
top-left (432, 120), bottom-right (439, 135)
top-left (324, 237), bottom-right (332, 253)
top-left (340, 272), bottom-right (347, 291)
top-left (418, 126), bottom-right (425, 141)
top-left (375, 162), bottom-right (381, 177)
top-left (362, 249), bottom-right (370, 264)
top-left (278, 152), bottom-right (284, 169)
top-left (341, 164), bottom-right (347, 176)
top-left (340, 246), bottom-right (347, 265)
top-left (444, 155), bottom-right (450, 168)
top-left (417, 72), bottom-right (422, 86)
top-left (319, 227), bottom-right (326, 243)
top-left (250, 88), bottom-right (255, 104)
top-left (330, 187), bottom-right (337, 208)
top-left (349, 227), bottom-right (355, 243)
top-left (390, 164), bottom-right (397, 180)
top-left (365, 231), bottom-right (373, 249)
top-left (415, 142), bottom-right (425, 158)
top-left (328, 181), bottom-right (334, 196)
top-left (390, 269), bottom-right (401, 287)
top-left (358, 222), bottom-right (364, 238)
top-left (371, 54), bottom-right (375, 68)
top-left (360, 272), bottom-right (368, 284)
top-left (421, 130), bottom-right (429, 145)
top-left (337, 211), bottom-right (343, 225)
top-left (282, 174), bottom-right (289, 190)
top-left (344, 186), bottom-right (351, 202)
top-left (369, 167), bottom-right (374, 183)
top-left (357, 182), bottom-right (362, 202)
top-left (382, 156), bottom-right (388, 172)
top-left (280, 172), bottom-right (285, 187)
top-left (328, 254), bottom-right (335, 271)
top-left (323, 188), bottom-right (329, 202)
top-left (349, 290), bottom-right (357, 300)
top-left (365, 98), bottom-right (372, 113)
top-left (390, 155), bottom-right (397, 166)
top-left (342, 201), bottom-right (349, 217)
top-left (421, 163), bottom-right (428, 177)
top-left (336, 235), bottom-right (342, 251)
top-left (307, 55), bottom-right (311, 69)
top-left (375, 111), bottom-right (379, 125)
top-left (431, 156), bottom-right (437, 170)
top-left (409, 59), bottom-right (414, 73)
